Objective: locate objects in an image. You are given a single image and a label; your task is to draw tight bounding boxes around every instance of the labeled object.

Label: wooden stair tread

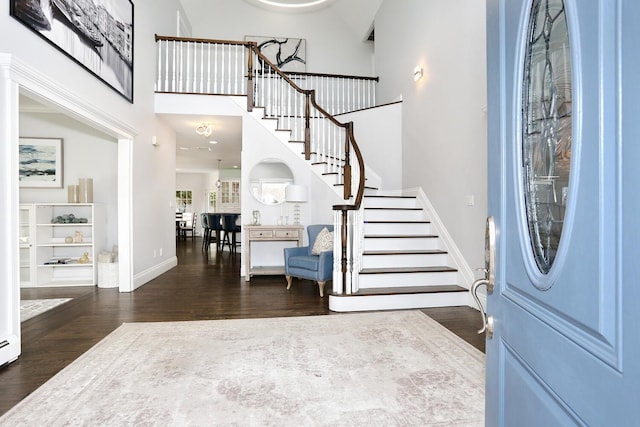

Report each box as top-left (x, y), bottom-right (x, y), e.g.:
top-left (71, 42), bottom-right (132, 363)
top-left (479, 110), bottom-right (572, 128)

top-left (365, 207), bottom-right (423, 211)
top-left (336, 285), bottom-right (466, 296)
top-left (365, 220), bottom-right (430, 224)
top-left (363, 249), bottom-right (447, 255)
top-left (364, 234), bottom-right (438, 239)
top-left (364, 195), bottom-right (417, 199)
top-left (360, 266), bottom-right (457, 274)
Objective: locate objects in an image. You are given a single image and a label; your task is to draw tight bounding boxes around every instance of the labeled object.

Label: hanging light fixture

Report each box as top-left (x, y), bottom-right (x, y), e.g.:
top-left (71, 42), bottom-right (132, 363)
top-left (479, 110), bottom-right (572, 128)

top-left (216, 159), bottom-right (222, 188)
top-left (196, 122), bottom-right (213, 137)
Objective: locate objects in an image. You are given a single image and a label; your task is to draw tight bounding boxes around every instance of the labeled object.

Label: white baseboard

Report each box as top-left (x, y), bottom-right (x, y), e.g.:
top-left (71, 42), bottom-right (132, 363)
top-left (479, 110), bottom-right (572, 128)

top-left (132, 257), bottom-right (178, 291)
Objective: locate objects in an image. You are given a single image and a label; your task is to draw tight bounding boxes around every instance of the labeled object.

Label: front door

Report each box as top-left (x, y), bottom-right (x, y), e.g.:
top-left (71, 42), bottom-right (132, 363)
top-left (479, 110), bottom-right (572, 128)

top-left (485, 0), bottom-right (640, 425)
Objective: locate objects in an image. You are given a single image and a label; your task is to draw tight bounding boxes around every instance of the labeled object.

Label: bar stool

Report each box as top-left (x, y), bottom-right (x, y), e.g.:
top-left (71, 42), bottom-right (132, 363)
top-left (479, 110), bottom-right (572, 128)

top-left (222, 214), bottom-right (241, 254)
top-left (201, 213), bottom-right (210, 250)
top-left (207, 213), bottom-right (223, 251)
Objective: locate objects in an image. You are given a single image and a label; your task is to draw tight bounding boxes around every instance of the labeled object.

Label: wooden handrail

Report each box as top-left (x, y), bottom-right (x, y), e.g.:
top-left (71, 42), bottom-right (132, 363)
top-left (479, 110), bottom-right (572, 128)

top-left (155, 34), bottom-right (252, 46)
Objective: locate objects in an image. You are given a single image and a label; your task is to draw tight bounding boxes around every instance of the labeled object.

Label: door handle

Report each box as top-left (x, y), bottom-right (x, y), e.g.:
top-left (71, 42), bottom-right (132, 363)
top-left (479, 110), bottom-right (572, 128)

top-left (471, 217), bottom-right (496, 339)
top-left (471, 278), bottom-right (494, 338)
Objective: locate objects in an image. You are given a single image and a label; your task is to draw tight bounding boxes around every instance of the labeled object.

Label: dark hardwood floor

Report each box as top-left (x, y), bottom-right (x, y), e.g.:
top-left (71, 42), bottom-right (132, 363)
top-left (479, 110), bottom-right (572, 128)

top-left (0, 237), bottom-right (485, 416)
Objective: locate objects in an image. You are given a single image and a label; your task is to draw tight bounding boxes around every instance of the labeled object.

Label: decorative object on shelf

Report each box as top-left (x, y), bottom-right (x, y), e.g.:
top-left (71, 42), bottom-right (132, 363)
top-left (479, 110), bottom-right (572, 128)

top-left (10, 0), bottom-right (134, 103)
top-left (18, 137), bottom-right (63, 188)
top-left (74, 231), bottom-right (84, 243)
top-left (68, 185), bottom-right (79, 203)
top-left (65, 236), bottom-right (74, 244)
top-left (245, 35), bottom-right (306, 72)
top-left (51, 214), bottom-right (88, 224)
top-left (78, 178), bottom-right (93, 203)
top-left (251, 210), bottom-right (261, 225)
top-left (285, 184), bottom-right (308, 225)
top-left (78, 252), bottom-right (90, 264)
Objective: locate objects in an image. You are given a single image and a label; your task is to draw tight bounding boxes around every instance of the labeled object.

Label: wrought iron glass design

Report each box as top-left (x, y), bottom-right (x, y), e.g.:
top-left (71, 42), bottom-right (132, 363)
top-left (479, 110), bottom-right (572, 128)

top-left (522, 0), bottom-right (572, 274)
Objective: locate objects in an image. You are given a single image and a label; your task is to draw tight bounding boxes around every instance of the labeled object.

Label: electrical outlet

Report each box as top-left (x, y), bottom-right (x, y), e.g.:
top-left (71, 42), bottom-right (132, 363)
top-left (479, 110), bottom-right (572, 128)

top-left (466, 195), bottom-right (475, 206)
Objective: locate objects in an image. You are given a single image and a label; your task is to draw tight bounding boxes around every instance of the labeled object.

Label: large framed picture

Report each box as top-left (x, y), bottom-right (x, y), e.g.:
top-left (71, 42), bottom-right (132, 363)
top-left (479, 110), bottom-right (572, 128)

top-left (19, 138), bottom-right (64, 188)
top-left (10, 0), bottom-right (134, 103)
top-left (245, 36), bottom-right (306, 73)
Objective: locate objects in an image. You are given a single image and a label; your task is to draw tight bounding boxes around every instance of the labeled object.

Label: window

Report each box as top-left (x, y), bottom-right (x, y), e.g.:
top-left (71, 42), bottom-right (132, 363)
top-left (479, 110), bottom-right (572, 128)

top-left (176, 190), bottom-right (193, 212)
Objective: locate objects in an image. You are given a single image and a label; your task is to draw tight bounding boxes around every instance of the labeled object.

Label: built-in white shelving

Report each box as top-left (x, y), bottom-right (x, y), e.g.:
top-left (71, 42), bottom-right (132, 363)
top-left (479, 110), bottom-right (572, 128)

top-left (20, 203), bottom-right (105, 287)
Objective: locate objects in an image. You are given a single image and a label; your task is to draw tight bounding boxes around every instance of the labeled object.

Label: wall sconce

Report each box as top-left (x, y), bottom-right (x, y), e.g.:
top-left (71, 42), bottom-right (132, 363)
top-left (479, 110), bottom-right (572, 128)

top-left (414, 66), bottom-right (423, 81)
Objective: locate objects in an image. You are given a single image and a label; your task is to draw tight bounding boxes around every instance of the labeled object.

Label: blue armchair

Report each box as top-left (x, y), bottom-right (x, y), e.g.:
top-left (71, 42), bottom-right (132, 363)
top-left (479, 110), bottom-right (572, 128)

top-left (284, 224), bottom-right (334, 297)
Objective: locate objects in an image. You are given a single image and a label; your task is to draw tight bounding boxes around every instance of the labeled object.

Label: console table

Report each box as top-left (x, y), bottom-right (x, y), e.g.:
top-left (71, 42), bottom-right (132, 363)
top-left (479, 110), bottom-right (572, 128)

top-left (244, 225), bottom-right (303, 281)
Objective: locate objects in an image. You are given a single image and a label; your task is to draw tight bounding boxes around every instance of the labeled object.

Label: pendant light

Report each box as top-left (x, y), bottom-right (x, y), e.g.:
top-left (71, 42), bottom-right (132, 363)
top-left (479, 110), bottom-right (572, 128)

top-left (216, 159), bottom-right (222, 188)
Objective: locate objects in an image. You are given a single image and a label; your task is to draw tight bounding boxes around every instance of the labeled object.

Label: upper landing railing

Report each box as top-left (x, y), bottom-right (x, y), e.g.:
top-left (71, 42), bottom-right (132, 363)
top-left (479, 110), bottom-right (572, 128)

top-left (155, 35), bottom-right (378, 115)
top-left (155, 35), bottom-right (376, 293)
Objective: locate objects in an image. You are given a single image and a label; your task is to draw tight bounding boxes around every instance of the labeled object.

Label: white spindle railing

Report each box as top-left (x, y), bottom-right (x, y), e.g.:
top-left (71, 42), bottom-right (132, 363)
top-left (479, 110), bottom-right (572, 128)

top-left (156, 36), bottom-right (376, 114)
top-left (156, 37), bottom-right (247, 95)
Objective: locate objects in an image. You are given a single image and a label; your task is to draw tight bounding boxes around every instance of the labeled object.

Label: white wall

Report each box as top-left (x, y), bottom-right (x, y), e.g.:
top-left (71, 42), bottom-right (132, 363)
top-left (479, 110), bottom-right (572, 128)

top-left (19, 112), bottom-right (119, 249)
top-left (1, 0), bottom-right (184, 289)
top-left (339, 101), bottom-right (403, 190)
top-left (374, 0), bottom-right (488, 272)
top-left (180, 0), bottom-right (376, 76)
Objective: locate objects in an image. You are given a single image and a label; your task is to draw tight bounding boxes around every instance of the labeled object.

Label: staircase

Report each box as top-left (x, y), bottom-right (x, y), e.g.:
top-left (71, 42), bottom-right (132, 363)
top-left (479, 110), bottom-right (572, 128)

top-left (238, 101), bottom-right (471, 312)
top-left (330, 194), bottom-right (469, 312)
top-left (156, 35), bottom-right (473, 312)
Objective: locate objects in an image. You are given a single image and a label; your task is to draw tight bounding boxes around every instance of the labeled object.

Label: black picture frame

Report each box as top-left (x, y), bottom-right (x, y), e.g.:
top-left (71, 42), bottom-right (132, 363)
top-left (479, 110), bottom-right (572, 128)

top-left (10, 0), bottom-right (134, 103)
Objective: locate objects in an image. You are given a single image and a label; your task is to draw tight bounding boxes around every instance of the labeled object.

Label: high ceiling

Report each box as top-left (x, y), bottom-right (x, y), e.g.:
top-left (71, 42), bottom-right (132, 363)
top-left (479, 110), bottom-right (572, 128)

top-left (158, 114), bottom-right (242, 173)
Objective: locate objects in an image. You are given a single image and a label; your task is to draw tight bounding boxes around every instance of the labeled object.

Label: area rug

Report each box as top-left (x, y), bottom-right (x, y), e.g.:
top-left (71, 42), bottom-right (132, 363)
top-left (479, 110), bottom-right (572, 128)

top-left (20, 298), bottom-right (72, 322)
top-left (0, 311), bottom-right (485, 426)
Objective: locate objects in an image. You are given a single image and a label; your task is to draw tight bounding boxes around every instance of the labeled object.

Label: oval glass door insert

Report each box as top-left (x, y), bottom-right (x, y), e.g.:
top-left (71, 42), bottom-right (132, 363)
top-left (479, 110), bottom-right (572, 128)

top-left (522, 0), bottom-right (573, 274)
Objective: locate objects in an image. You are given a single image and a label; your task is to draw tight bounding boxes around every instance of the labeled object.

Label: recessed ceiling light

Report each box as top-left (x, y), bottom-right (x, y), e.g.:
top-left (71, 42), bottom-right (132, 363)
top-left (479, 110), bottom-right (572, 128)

top-left (209, 140), bottom-right (219, 144)
top-left (179, 147), bottom-right (189, 150)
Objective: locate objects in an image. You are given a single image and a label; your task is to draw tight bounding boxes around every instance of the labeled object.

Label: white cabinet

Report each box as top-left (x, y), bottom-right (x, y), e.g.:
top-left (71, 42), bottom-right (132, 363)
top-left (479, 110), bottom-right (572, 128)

top-left (19, 204), bottom-right (36, 287)
top-left (20, 203), bottom-right (105, 287)
top-left (219, 180), bottom-right (240, 212)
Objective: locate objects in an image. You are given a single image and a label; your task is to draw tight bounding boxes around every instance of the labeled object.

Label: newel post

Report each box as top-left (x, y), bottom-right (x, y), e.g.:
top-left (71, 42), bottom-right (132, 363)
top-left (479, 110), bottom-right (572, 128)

top-left (246, 43), bottom-right (255, 112)
top-left (343, 122), bottom-right (353, 199)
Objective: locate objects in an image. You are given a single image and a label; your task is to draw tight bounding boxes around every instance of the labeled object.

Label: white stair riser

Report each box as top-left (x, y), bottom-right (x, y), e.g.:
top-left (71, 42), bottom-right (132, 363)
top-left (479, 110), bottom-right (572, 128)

top-left (358, 271), bottom-right (458, 288)
top-left (364, 197), bottom-right (419, 209)
top-left (364, 222), bottom-right (433, 235)
top-left (364, 237), bottom-right (442, 251)
top-left (364, 209), bottom-right (425, 222)
top-left (328, 291), bottom-right (469, 312)
top-left (361, 253), bottom-right (450, 269)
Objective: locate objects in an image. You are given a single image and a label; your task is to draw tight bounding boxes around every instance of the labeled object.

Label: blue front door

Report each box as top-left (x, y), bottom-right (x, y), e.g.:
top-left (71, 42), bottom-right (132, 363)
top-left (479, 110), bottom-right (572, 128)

top-left (485, 0), bottom-right (640, 424)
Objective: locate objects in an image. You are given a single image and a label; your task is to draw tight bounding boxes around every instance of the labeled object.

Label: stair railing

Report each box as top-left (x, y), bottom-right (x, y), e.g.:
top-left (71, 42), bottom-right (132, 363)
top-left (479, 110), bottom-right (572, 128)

top-left (246, 44), bottom-right (366, 293)
top-left (155, 34), bottom-right (370, 293)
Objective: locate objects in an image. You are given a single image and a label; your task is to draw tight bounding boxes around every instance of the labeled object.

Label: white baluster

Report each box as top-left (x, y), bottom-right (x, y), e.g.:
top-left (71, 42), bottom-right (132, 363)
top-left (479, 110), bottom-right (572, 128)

top-left (206, 43), bottom-right (211, 93)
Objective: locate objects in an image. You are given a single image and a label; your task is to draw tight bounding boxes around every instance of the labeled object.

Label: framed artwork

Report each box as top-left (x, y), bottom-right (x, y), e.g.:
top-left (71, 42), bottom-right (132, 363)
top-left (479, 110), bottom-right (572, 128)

top-left (245, 36), bottom-right (306, 72)
top-left (19, 138), bottom-right (64, 188)
top-left (10, 0), bottom-right (134, 103)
